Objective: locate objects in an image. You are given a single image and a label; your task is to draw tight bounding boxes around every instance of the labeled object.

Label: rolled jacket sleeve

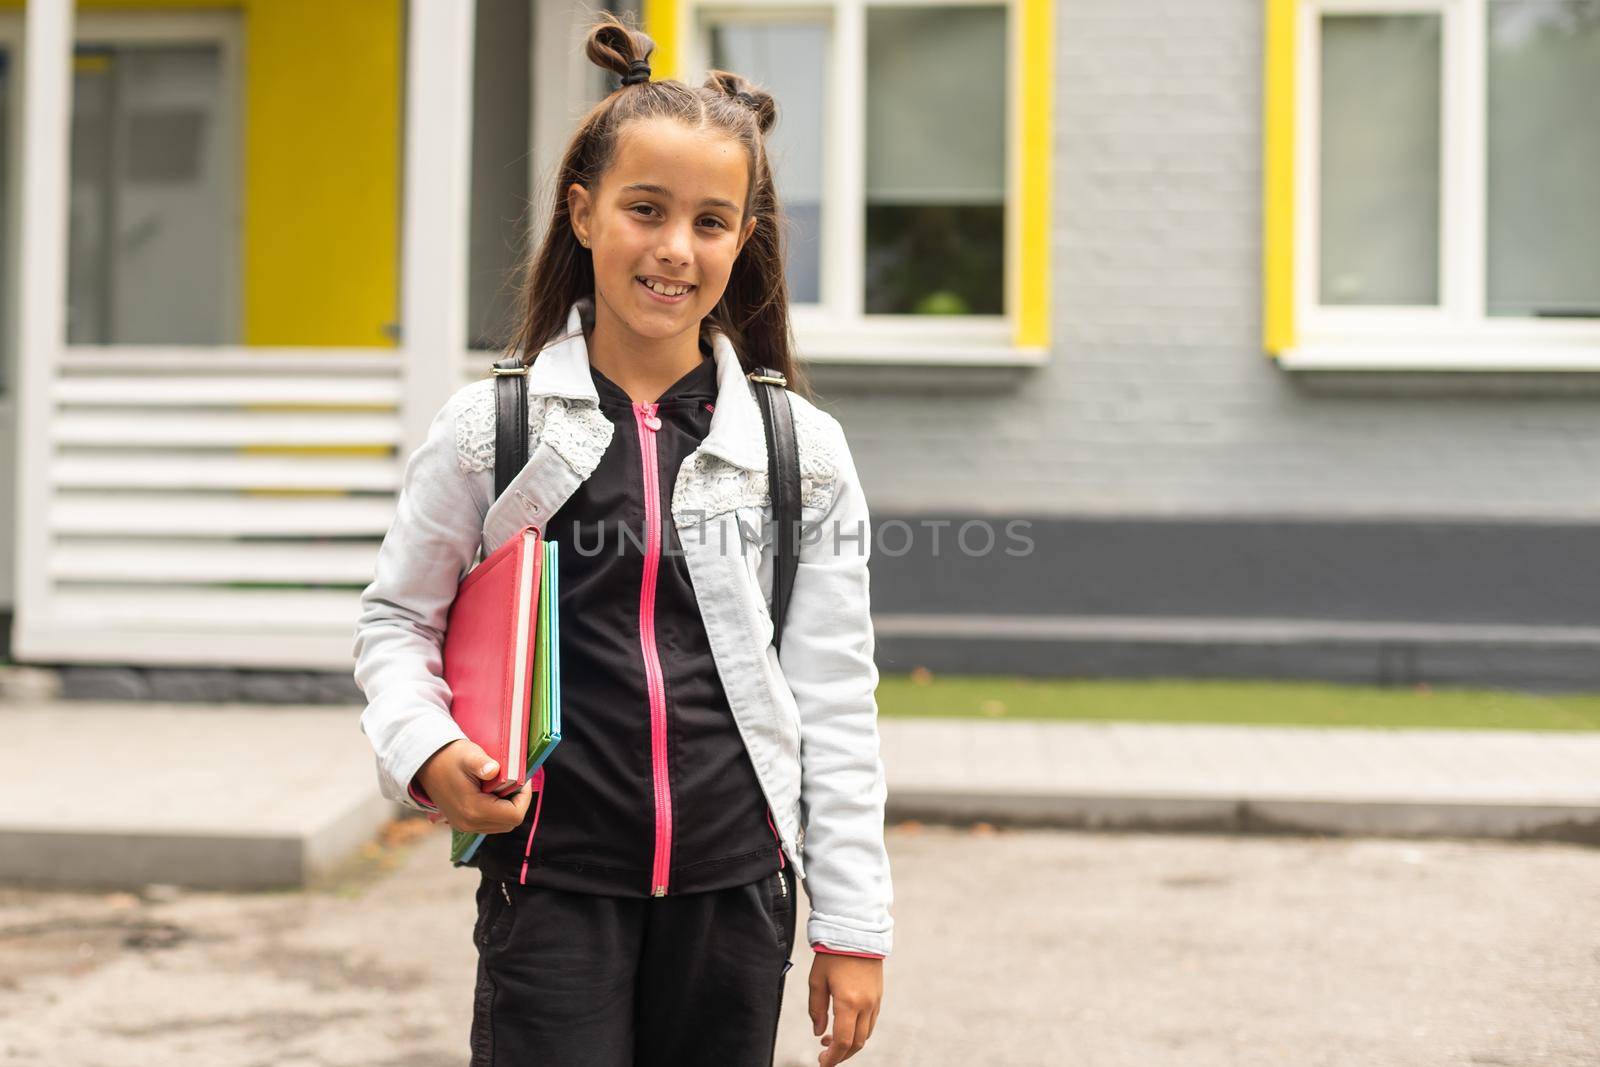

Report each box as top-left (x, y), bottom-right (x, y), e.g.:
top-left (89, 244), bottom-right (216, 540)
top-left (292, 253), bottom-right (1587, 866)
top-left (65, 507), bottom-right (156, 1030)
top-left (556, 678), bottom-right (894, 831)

top-left (779, 416), bottom-right (895, 958)
top-left (351, 390), bottom-right (487, 812)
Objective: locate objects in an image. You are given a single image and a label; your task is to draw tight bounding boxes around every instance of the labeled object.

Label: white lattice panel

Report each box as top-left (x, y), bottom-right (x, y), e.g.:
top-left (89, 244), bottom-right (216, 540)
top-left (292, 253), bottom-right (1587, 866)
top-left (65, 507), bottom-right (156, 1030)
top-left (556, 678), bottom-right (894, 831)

top-left (16, 349), bottom-right (412, 667)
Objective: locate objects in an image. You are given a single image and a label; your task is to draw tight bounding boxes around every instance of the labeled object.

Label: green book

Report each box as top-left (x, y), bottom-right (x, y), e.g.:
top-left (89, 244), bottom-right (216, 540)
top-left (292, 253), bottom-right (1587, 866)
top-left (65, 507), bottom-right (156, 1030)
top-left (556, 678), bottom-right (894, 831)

top-left (527, 539), bottom-right (563, 775)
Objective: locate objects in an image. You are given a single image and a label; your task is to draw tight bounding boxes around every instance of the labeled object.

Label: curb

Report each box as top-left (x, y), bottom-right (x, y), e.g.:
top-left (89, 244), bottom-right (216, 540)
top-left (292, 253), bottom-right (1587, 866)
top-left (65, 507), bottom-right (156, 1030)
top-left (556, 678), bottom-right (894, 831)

top-left (886, 790), bottom-right (1600, 847)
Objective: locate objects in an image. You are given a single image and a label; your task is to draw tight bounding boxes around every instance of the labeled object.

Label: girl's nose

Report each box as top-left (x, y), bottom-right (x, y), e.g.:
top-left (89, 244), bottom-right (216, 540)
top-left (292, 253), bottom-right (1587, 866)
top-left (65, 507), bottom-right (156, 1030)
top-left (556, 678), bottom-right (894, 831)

top-left (657, 222), bottom-right (694, 264)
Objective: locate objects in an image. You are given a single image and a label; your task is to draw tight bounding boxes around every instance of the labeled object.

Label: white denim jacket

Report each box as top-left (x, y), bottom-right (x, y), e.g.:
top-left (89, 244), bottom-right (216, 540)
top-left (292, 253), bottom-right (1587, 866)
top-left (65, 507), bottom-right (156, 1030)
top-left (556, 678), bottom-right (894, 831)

top-left (351, 302), bottom-right (894, 957)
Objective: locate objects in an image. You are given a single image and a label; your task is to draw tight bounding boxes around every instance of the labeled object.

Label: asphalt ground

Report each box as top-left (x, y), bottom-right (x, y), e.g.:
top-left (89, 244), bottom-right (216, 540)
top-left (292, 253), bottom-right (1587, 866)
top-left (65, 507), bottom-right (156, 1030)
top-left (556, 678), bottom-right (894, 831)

top-left (1, 820), bottom-right (1595, 1066)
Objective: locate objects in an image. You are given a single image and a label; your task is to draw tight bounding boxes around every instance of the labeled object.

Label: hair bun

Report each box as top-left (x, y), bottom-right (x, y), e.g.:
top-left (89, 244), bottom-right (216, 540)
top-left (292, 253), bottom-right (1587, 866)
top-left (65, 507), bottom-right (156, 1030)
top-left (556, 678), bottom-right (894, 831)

top-left (585, 12), bottom-right (656, 90)
top-left (704, 72), bottom-right (777, 136)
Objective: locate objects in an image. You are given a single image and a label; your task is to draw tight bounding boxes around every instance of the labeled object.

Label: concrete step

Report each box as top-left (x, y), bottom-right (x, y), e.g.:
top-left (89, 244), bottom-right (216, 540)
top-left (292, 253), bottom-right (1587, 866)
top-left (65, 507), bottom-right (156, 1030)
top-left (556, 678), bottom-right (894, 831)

top-left (880, 718), bottom-right (1600, 845)
top-left (0, 700), bottom-right (399, 890)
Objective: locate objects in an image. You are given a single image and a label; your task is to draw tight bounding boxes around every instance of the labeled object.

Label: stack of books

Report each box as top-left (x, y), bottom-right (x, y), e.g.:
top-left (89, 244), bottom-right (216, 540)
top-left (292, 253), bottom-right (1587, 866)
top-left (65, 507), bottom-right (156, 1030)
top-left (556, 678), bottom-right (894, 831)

top-left (440, 526), bottom-right (562, 866)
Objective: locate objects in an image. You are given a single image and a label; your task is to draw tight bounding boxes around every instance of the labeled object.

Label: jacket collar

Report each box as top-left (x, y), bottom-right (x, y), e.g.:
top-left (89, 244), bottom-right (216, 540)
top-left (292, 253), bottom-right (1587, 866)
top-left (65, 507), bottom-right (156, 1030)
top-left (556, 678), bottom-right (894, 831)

top-left (528, 299), bottom-right (768, 473)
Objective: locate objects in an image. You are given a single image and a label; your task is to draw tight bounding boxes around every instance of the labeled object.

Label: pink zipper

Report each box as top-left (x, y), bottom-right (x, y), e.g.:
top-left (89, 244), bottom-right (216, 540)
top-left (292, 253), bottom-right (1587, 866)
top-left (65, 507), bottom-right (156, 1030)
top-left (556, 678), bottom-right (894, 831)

top-left (517, 766), bottom-right (546, 885)
top-left (635, 401), bottom-right (674, 896)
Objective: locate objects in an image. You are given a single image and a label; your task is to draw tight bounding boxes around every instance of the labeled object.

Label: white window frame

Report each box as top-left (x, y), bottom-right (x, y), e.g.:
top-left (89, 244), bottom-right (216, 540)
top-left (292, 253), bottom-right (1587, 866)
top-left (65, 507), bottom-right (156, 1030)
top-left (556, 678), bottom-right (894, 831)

top-left (685, 0), bottom-right (1040, 365)
top-left (1285, 0), bottom-right (1600, 371)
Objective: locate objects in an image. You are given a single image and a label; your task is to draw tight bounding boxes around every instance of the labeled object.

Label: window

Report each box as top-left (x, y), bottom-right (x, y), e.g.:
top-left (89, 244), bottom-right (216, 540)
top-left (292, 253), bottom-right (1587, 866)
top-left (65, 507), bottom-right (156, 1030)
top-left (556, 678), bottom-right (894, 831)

top-left (709, 18), bottom-right (828, 303)
top-left (676, 0), bottom-right (1050, 364)
top-left (1484, 1), bottom-right (1600, 320)
top-left (467, 0), bottom-right (534, 352)
top-left (1317, 15), bottom-right (1443, 308)
top-left (68, 40), bottom-right (238, 345)
top-left (1265, 0), bottom-right (1600, 369)
top-left (862, 6), bottom-right (1006, 316)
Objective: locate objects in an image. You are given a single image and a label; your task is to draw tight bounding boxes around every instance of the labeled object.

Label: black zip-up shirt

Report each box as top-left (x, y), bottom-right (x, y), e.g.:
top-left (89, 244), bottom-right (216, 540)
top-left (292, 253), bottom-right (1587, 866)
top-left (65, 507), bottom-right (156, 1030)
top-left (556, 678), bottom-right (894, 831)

top-left (471, 343), bottom-right (781, 895)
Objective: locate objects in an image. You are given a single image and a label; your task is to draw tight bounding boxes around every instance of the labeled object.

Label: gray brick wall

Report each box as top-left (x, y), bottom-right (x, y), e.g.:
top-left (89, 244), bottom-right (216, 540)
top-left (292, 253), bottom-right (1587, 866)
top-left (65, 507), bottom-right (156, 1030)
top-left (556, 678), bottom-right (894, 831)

top-left (816, 0), bottom-right (1600, 522)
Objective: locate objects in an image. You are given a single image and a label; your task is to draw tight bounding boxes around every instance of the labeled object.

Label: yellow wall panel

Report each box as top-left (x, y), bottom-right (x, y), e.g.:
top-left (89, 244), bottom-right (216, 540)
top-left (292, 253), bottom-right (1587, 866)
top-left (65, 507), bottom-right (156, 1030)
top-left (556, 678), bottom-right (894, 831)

top-left (1262, 0), bottom-right (1296, 355)
top-left (241, 0), bottom-right (401, 347)
top-left (1017, 0), bottom-right (1052, 350)
top-left (641, 0), bottom-right (681, 81)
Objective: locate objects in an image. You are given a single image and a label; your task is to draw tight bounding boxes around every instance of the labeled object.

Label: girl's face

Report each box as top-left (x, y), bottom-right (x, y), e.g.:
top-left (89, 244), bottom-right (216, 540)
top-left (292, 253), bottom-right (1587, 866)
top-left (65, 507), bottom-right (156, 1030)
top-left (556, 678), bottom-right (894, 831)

top-left (568, 118), bottom-right (759, 343)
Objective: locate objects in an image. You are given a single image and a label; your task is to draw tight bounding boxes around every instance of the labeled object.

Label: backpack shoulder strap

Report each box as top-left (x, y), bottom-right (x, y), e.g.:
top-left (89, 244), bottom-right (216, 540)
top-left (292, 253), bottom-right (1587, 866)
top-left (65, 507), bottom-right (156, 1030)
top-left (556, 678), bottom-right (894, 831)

top-left (491, 356), bottom-right (529, 502)
top-left (748, 366), bottom-right (800, 653)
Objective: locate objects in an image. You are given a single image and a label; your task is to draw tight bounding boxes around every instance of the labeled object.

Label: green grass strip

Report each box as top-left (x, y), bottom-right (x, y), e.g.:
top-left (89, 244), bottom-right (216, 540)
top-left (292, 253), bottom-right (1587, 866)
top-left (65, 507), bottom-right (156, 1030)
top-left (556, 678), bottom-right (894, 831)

top-left (876, 675), bottom-right (1600, 732)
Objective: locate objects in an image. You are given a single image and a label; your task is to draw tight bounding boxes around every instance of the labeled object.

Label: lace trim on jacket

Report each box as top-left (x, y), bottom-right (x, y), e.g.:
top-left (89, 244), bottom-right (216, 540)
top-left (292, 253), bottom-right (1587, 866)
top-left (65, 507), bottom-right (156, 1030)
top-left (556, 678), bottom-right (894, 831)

top-left (452, 380), bottom-right (548, 475)
top-left (671, 400), bottom-right (840, 523)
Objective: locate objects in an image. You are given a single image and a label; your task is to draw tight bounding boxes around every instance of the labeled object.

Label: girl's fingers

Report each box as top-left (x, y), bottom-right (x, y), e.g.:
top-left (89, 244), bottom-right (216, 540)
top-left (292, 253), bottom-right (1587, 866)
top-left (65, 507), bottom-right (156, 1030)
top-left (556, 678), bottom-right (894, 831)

top-left (821, 1006), bottom-right (858, 1065)
top-left (808, 979), bottom-right (829, 1036)
top-left (512, 780), bottom-right (535, 815)
top-left (858, 1005), bottom-right (878, 1048)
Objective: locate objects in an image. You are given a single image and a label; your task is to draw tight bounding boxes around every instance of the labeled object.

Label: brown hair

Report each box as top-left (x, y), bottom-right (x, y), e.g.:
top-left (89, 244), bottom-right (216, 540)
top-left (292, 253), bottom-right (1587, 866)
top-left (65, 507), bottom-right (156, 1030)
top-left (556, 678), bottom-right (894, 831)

top-left (502, 10), bottom-right (809, 398)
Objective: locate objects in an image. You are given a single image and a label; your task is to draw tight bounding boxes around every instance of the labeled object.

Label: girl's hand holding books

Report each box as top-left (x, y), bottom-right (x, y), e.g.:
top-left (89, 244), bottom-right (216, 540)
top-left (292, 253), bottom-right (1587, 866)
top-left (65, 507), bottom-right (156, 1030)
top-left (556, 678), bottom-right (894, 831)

top-left (809, 954), bottom-right (883, 1064)
top-left (414, 739), bottom-right (535, 834)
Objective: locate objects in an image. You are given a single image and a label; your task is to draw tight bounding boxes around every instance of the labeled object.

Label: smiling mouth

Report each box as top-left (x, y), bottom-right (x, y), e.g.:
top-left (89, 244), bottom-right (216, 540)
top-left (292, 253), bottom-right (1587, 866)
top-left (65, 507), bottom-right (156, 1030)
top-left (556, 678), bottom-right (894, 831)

top-left (636, 276), bottom-right (696, 299)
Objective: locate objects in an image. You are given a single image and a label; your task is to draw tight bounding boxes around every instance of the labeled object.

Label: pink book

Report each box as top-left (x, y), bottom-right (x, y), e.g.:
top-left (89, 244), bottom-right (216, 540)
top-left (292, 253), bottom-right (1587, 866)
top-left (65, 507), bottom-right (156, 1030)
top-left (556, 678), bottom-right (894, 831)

top-left (442, 525), bottom-right (542, 794)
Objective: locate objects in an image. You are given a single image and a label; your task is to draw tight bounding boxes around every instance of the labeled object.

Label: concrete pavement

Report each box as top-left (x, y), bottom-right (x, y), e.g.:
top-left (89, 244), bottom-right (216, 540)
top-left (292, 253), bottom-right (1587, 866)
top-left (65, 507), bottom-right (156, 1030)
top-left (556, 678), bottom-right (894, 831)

top-left (2, 824), bottom-right (1596, 1066)
top-left (1, 695), bottom-right (1596, 889)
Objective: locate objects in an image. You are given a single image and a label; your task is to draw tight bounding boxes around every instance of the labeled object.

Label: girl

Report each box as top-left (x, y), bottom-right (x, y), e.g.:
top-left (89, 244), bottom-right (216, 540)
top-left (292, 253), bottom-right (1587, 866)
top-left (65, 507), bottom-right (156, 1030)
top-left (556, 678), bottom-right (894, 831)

top-left (351, 13), bottom-right (892, 1066)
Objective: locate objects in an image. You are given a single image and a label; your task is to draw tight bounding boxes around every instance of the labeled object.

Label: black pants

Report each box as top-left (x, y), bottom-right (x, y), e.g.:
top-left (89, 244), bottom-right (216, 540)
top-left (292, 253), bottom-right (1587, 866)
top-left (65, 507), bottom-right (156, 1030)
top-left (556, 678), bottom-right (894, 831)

top-left (469, 868), bottom-right (799, 1066)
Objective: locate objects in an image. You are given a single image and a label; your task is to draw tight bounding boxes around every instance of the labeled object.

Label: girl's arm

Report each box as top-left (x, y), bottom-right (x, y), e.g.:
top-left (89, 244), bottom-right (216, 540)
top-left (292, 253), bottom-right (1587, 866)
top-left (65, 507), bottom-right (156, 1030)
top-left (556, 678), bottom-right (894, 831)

top-left (778, 411), bottom-right (895, 960)
top-left (352, 387), bottom-right (489, 811)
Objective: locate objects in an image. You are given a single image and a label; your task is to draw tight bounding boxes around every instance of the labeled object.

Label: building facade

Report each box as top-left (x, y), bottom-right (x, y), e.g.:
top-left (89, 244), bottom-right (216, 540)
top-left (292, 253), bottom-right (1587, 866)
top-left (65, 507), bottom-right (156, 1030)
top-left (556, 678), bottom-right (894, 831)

top-left (4, 0), bottom-right (1598, 692)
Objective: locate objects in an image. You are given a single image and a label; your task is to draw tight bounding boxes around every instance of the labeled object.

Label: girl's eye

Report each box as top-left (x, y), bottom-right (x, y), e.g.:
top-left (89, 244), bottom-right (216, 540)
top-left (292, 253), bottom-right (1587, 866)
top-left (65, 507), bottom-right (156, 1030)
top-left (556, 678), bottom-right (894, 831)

top-left (632, 204), bottom-right (727, 230)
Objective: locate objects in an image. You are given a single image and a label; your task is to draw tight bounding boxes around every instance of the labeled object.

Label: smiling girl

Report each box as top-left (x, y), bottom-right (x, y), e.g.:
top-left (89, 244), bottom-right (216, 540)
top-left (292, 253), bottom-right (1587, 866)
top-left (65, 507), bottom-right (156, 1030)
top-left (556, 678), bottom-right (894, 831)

top-left (351, 11), bottom-right (893, 1067)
